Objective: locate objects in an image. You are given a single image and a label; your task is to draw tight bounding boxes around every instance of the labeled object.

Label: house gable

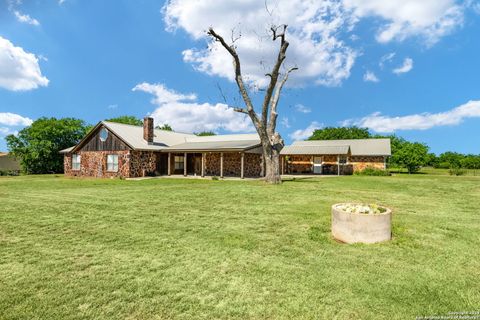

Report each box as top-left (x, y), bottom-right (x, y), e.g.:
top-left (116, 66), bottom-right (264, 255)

top-left (74, 124), bottom-right (132, 152)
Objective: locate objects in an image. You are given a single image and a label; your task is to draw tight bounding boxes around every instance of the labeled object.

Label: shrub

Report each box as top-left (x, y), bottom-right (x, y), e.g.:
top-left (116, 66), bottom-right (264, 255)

top-left (0, 170), bottom-right (20, 176)
top-left (211, 176), bottom-right (219, 180)
top-left (449, 168), bottom-right (467, 176)
top-left (354, 167), bottom-right (391, 176)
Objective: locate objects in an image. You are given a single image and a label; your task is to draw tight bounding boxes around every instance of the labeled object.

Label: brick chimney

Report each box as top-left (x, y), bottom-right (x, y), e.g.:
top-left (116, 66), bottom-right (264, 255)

top-left (143, 117), bottom-right (154, 144)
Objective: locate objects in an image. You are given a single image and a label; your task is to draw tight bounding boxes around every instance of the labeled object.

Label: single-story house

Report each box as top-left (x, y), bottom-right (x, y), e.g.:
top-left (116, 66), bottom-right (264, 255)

top-left (61, 117), bottom-right (391, 178)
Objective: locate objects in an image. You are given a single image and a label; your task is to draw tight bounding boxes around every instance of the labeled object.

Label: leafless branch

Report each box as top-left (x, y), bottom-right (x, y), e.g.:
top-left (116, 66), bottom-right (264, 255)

top-left (207, 28), bottom-right (261, 129)
top-left (267, 66), bottom-right (298, 136)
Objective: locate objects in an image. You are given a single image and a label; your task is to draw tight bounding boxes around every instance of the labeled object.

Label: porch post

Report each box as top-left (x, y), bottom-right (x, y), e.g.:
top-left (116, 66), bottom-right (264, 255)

top-left (220, 152), bottom-right (224, 178)
top-left (184, 152), bottom-right (187, 176)
top-left (281, 155), bottom-right (284, 175)
top-left (168, 152), bottom-right (171, 176)
top-left (201, 153), bottom-right (205, 177)
top-left (240, 152), bottom-right (245, 179)
top-left (337, 155), bottom-right (340, 176)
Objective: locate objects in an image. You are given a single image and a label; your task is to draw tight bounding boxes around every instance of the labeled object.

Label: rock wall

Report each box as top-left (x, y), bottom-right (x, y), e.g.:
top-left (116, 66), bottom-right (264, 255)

top-left (350, 156), bottom-right (386, 171)
top-left (205, 152), bottom-right (262, 177)
top-left (129, 151), bottom-right (158, 177)
top-left (64, 151), bottom-right (130, 178)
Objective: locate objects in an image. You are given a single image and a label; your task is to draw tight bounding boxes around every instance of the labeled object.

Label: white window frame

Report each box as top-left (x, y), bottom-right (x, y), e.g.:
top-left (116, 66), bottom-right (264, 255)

top-left (174, 156), bottom-right (184, 170)
top-left (72, 154), bottom-right (81, 171)
top-left (107, 154), bottom-right (119, 172)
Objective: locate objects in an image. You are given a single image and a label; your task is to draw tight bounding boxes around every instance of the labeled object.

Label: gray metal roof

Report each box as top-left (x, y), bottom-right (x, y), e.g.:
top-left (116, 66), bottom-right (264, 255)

top-left (59, 146), bottom-right (74, 154)
top-left (289, 139), bottom-right (391, 156)
top-left (280, 145), bottom-right (350, 155)
top-left (166, 140), bottom-right (260, 152)
top-left (102, 121), bottom-right (196, 150)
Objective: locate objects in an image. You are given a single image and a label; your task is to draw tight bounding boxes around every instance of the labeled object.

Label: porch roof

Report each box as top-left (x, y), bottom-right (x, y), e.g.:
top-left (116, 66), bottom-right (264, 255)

top-left (280, 145), bottom-right (350, 155)
top-left (164, 140), bottom-right (261, 152)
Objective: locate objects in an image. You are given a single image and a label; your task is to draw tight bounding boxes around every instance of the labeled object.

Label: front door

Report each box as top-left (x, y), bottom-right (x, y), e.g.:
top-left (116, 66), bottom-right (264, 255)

top-left (313, 156), bottom-right (322, 174)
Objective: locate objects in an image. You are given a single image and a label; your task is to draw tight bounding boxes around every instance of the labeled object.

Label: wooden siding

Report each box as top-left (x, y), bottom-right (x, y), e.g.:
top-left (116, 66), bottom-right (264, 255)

top-left (79, 126), bottom-right (131, 152)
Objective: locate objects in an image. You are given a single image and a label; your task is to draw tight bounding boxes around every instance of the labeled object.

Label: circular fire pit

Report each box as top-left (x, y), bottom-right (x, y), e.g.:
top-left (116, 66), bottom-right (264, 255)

top-left (331, 203), bottom-right (392, 244)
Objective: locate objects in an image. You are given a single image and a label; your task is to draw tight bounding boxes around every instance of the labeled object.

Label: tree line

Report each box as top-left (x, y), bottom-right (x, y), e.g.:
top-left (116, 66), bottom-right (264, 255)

top-left (309, 126), bottom-right (480, 173)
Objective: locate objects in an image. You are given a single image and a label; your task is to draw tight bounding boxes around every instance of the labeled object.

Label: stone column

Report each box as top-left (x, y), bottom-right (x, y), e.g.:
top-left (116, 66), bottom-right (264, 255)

top-left (184, 152), bottom-right (187, 176)
top-left (220, 152), bottom-right (224, 178)
top-left (168, 153), bottom-right (171, 176)
top-left (241, 152), bottom-right (245, 179)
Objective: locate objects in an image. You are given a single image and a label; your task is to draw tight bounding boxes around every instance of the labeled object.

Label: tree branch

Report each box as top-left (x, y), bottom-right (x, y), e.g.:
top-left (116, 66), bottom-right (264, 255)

top-left (261, 25), bottom-right (289, 128)
top-left (267, 66), bottom-right (298, 137)
top-left (207, 28), bottom-right (261, 129)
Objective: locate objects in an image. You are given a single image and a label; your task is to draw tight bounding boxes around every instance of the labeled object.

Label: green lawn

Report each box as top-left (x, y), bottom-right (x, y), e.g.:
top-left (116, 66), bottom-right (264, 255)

top-left (1, 174), bottom-right (479, 319)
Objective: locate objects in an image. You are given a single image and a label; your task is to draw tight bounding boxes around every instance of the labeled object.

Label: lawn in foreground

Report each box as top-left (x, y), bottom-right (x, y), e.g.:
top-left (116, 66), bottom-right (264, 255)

top-left (0, 175), bottom-right (479, 319)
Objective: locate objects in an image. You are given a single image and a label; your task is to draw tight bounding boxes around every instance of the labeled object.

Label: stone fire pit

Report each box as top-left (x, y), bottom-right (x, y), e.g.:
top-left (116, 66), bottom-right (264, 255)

top-left (331, 203), bottom-right (392, 244)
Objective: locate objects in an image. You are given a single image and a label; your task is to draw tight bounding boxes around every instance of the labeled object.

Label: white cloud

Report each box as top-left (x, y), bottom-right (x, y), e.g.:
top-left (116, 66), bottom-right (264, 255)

top-left (289, 121), bottom-right (322, 141)
top-left (379, 52), bottom-right (395, 69)
top-left (163, 0), bottom-right (357, 88)
top-left (59, 0), bottom-right (66, 4)
top-left (343, 0), bottom-right (465, 45)
top-left (107, 104), bottom-right (118, 109)
top-left (0, 36), bottom-right (49, 91)
top-left (295, 104), bottom-right (311, 113)
top-left (133, 82), bottom-right (253, 133)
top-left (363, 70), bottom-right (379, 82)
top-left (280, 117), bottom-right (291, 128)
top-left (0, 112), bottom-right (33, 126)
top-left (14, 11), bottom-right (40, 26)
top-left (392, 58), bottom-right (413, 74)
top-left (343, 100), bottom-right (480, 132)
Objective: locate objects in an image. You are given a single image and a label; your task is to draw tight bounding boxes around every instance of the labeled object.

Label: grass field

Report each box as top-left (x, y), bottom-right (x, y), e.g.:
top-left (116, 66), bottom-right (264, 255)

top-left (1, 174), bottom-right (479, 319)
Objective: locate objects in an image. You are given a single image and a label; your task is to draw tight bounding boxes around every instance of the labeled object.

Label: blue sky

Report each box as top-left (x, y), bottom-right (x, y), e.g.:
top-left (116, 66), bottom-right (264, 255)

top-left (1, 0), bottom-right (480, 154)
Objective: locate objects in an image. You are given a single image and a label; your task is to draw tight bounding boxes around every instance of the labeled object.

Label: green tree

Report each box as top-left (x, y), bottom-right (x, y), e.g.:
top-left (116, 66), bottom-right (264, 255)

top-left (6, 117), bottom-right (88, 174)
top-left (436, 152), bottom-right (464, 168)
top-left (195, 131), bottom-right (216, 136)
top-left (156, 124), bottom-right (173, 131)
top-left (460, 155), bottom-right (480, 169)
top-left (308, 126), bottom-right (370, 140)
top-left (390, 141), bottom-right (429, 173)
top-left (106, 116), bottom-right (142, 126)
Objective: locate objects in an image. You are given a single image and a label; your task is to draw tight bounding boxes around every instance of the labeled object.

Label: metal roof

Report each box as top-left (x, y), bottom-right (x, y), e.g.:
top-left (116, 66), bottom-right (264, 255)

top-left (102, 121), bottom-right (196, 150)
top-left (280, 145), bottom-right (350, 155)
top-left (289, 139), bottom-right (391, 156)
top-left (166, 140), bottom-right (261, 152)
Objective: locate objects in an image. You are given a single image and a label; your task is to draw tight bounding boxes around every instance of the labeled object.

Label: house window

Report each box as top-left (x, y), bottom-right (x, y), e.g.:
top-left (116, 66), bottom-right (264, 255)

top-left (339, 156), bottom-right (348, 164)
top-left (174, 156), bottom-right (184, 170)
top-left (72, 154), bottom-right (81, 170)
top-left (107, 154), bottom-right (119, 172)
top-left (100, 128), bottom-right (109, 142)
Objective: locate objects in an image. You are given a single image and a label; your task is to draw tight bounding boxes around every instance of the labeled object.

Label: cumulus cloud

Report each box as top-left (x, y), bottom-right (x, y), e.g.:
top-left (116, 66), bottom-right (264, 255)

top-left (0, 36), bottom-right (49, 91)
top-left (14, 11), bottom-right (40, 26)
top-left (163, 0), bottom-right (357, 88)
top-left (363, 70), bottom-right (379, 82)
top-left (295, 104), bottom-right (311, 113)
top-left (343, 0), bottom-right (465, 45)
top-left (393, 58), bottom-right (413, 74)
top-left (289, 121), bottom-right (322, 141)
top-left (0, 112), bottom-right (33, 126)
top-left (133, 82), bottom-right (253, 133)
top-left (343, 100), bottom-right (480, 132)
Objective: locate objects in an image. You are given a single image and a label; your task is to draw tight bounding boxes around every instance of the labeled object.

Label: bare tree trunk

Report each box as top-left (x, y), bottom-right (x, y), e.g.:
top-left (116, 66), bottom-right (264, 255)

top-left (207, 26), bottom-right (297, 184)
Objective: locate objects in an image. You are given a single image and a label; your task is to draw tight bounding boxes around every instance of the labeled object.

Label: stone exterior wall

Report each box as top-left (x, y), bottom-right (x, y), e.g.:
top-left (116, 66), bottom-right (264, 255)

top-left (205, 152), bottom-right (262, 177)
top-left (64, 151), bottom-right (130, 178)
top-left (349, 156), bottom-right (386, 171)
top-left (286, 155), bottom-right (313, 174)
top-left (129, 151), bottom-right (158, 177)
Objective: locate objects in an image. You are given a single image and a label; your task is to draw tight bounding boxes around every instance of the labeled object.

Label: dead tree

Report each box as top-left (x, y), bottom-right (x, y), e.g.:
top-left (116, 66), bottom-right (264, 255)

top-left (208, 25), bottom-right (297, 184)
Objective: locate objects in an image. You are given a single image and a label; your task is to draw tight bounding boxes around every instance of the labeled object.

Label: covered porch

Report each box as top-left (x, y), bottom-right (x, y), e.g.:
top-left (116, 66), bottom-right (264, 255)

top-left (280, 145), bottom-right (353, 175)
